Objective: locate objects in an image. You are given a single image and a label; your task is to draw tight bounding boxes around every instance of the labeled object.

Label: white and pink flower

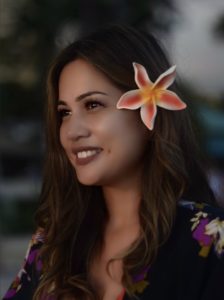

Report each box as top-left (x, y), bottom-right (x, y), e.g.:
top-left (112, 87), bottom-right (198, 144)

top-left (116, 63), bottom-right (187, 130)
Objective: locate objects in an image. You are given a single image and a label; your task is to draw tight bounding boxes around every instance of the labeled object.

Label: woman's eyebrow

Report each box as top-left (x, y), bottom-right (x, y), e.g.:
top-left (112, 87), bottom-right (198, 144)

top-left (76, 91), bottom-right (108, 101)
top-left (58, 91), bottom-right (108, 105)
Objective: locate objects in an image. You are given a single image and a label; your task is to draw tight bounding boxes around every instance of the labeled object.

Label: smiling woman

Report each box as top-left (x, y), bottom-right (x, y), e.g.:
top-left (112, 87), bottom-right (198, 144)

top-left (3, 24), bottom-right (224, 300)
top-left (58, 58), bottom-right (149, 187)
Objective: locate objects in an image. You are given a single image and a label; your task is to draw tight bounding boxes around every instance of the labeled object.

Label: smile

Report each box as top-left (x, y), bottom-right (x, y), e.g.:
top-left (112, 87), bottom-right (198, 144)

top-left (77, 150), bottom-right (99, 158)
top-left (75, 149), bottom-right (102, 165)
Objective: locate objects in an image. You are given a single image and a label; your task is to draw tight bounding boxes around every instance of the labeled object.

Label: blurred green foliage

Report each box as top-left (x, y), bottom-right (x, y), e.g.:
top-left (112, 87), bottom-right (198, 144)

top-left (0, 199), bottom-right (37, 234)
top-left (0, 0), bottom-right (179, 119)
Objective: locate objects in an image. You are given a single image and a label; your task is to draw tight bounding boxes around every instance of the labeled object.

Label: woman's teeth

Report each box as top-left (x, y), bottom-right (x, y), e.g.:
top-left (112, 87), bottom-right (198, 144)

top-left (77, 150), bottom-right (98, 158)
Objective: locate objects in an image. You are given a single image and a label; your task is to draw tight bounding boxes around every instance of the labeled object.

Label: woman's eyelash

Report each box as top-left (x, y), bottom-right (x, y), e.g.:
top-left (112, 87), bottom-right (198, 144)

top-left (58, 109), bottom-right (71, 118)
top-left (57, 99), bottom-right (104, 118)
top-left (85, 99), bottom-right (104, 110)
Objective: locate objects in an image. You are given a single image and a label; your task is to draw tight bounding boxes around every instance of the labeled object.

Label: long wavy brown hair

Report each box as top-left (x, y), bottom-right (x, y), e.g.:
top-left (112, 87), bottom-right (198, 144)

top-left (34, 24), bottom-right (215, 299)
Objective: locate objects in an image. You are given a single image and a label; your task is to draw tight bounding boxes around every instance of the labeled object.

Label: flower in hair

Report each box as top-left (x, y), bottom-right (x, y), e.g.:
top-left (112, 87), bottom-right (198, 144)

top-left (116, 62), bottom-right (187, 130)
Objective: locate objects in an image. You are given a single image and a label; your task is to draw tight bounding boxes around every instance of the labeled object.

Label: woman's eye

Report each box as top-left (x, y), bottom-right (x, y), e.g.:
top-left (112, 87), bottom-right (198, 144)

top-left (58, 109), bottom-right (71, 119)
top-left (85, 100), bottom-right (103, 110)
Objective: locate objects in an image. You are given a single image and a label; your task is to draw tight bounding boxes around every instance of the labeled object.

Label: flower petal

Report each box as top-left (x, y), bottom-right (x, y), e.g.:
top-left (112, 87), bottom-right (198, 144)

top-left (156, 90), bottom-right (187, 110)
top-left (116, 90), bottom-right (143, 110)
top-left (154, 65), bottom-right (176, 90)
top-left (133, 62), bottom-right (153, 88)
top-left (140, 102), bottom-right (157, 130)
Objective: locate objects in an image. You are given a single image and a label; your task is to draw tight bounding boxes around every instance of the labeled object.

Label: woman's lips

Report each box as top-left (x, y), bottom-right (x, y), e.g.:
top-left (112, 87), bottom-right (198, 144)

top-left (75, 149), bottom-right (102, 166)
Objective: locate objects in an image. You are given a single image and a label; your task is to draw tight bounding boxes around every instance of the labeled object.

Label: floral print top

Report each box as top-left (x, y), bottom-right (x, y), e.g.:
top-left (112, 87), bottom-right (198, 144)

top-left (3, 200), bottom-right (224, 300)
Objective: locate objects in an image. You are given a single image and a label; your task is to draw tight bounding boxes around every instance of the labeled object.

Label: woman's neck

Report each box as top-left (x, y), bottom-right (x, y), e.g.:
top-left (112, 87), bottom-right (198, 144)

top-left (102, 183), bottom-right (141, 231)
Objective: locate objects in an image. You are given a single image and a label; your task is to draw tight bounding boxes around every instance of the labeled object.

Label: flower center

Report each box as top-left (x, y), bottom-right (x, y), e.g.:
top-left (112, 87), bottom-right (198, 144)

top-left (141, 86), bottom-right (162, 104)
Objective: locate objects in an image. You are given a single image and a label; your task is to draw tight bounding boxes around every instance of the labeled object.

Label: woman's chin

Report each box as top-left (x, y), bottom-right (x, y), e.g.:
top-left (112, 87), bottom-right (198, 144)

top-left (76, 174), bottom-right (103, 186)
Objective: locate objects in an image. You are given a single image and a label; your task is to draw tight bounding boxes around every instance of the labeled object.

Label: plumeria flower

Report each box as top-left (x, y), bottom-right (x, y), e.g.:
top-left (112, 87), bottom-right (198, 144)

top-left (116, 62), bottom-right (187, 130)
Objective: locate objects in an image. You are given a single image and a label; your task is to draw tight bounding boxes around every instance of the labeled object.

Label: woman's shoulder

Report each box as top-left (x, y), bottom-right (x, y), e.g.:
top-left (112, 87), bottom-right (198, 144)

top-left (178, 199), bottom-right (224, 219)
top-left (25, 227), bottom-right (45, 260)
top-left (2, 228), bottom-right (45, 299)
top-left (30, 227), bottom-right (45, 245)
top-left (176, 199), bottom-right (224, 258)
top-left (129, 200), bottom-right (224, 298)
top-left (23, 227), bottom-right (45, 260)
top-left (23, 227), bottom-right (45, 273)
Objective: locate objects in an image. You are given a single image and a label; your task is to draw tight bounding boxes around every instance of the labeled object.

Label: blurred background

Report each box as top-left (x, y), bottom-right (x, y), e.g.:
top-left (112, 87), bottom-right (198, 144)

top-left (0, 0), bottom-right (224, 296)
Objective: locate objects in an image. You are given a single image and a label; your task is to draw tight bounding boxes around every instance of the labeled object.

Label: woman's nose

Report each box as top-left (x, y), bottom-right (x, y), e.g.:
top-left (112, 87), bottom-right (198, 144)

top-left (66, 114), bottom-right (91, 141)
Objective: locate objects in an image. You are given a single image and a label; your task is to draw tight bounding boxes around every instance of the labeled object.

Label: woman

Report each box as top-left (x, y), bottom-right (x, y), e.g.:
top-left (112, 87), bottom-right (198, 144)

top-left (3, 24), bottom-right (224, 300)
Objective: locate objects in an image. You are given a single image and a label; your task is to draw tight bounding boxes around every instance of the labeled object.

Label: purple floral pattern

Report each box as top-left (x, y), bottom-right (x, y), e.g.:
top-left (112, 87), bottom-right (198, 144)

top-left (190, 209), bottom-right (224, 258)
top-left (130, 265), bottom-right (151, 294)
top-left (3, 228), bottom-right (44, 299)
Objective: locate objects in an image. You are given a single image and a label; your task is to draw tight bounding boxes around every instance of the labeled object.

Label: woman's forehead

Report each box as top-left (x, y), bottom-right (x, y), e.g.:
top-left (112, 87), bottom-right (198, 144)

top-left (58, 59), bottom-right (123, 102)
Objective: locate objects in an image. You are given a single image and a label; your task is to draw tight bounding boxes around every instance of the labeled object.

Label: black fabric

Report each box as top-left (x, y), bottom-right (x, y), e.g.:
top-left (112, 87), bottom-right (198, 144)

top-left (3, 201), bottom-right (224, 300)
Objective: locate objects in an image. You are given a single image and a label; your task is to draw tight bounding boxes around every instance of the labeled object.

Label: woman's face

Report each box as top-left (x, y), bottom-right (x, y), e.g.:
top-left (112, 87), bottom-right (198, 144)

top-left (58, 59), bottom-right (150, 186)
